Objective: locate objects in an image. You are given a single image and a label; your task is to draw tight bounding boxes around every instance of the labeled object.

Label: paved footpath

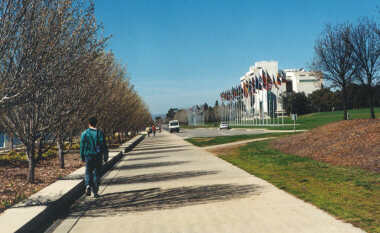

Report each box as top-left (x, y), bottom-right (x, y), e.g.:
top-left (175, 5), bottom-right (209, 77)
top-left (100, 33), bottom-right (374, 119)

top-left (49, 132), bottom-right (364, 233)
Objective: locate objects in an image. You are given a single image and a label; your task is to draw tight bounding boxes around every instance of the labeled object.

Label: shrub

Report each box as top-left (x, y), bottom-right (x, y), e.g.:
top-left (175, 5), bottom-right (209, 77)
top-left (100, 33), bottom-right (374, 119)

top-left (42, 149), bottom-right (56, 159)
top-left (0, 151), bottom-right (27, 162)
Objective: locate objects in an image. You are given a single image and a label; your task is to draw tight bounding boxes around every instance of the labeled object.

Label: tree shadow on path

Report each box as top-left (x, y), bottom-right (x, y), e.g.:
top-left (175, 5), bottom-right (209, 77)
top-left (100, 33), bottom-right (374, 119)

top-left (69, 184), bottom-right (261, 217)
top-left (133, 145), bottom-right (190, 152)
top-left (126, 148), bottom-right (190, 156)
top-left (115, 161), bottom-right (189, 170)
top-left (126, 155), bottom-right (168, 161)
top-left (102, 170), bottom-right (220, 186)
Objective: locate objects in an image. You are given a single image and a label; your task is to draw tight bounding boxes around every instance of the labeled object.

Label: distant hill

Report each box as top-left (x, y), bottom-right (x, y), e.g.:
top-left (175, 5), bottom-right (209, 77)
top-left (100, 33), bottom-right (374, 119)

top-left (272, 119), bottom-right (380, 173)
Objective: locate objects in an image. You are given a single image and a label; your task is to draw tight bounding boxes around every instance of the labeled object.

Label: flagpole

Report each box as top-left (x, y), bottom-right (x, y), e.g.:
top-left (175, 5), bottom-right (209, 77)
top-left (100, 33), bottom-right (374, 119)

top-left (261, 73), bottom-right (263, 126)
top-left (276, 86), bottom-right (281, 126)
top-left (239, 86), bottom-right (241, 127)
top-left (265, 72), bottom-right (268, 126)
top-left (238, 87), bottom-right (240, 127)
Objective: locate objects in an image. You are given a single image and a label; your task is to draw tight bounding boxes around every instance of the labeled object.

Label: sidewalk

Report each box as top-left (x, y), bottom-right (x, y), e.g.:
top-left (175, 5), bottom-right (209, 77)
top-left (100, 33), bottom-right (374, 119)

top-left (49, 131), bottom-right (364, 233)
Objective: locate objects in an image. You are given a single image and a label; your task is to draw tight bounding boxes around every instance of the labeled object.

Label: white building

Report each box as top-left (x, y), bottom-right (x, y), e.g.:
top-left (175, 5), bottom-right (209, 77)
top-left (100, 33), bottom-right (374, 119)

top-left (284, 69), bottom-right (323, 95)
top-left (239, 61), bottom-right (322, 118)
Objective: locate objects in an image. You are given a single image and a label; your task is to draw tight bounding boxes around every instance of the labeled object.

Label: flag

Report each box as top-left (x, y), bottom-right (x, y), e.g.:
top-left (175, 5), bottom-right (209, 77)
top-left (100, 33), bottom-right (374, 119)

top-left (267, 72), bottom-right (272, 91)
top-left (247, 80), bottom-right (251, 96)
top-left (258, 76), bottom-right (263, 90)
top-left (262, 71), bottom-right (267, 90)
top-left (277, 73), bottom-right (282, 85)
top-left (281, 70), bottom-right (287, 82)
top-left (273, 75), bottom-right (279, 89)
top-left (245, 82), bottom-right (249, 97)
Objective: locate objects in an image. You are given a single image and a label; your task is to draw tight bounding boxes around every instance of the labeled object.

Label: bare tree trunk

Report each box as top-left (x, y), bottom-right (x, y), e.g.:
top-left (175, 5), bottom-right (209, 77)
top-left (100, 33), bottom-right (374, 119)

top-left (27, 144), bottom-right (36, 183)
top-left (57, 136), bottom-right (64, 169)
top-left (368, 85), bottom-right (376, 119)
top-left (9, 133), bottom-right (14, 152)
top-left (342, 82), bottom-right (348, 120)
top-left (36, 138), bottom-right (43, 161)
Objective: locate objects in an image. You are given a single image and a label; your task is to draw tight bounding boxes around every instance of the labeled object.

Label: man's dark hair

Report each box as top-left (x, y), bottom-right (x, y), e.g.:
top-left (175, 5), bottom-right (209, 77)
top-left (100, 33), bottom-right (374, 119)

top-left (89, 117), bottom-right (97, 127)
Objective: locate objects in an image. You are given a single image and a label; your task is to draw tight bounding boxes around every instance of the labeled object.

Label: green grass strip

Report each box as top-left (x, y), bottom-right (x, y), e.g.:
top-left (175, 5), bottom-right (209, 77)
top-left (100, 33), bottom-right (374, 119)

top-left (231, 107), bottom-right (380, 130)
top-left (185, 133), bottom-right (292, 147)
top-left (218, 140), bottom-right (380, 233)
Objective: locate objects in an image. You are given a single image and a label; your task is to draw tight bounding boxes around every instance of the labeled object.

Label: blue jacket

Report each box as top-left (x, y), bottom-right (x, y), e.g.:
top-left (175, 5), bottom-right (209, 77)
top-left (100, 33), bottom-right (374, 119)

top-left (80, 128), bottom-right (108, 162)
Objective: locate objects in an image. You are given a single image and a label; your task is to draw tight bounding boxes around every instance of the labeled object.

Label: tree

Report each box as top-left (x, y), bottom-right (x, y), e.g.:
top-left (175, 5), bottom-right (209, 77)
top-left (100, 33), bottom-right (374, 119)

top-left (214, 100), bottom-right (221, 122)
top-left (344, 18), bottom-right (380, 119)
top-left (281, 92), bottom-right (311, 115)
top-left (314, 23), bottom-right (357, 120)
top-left (166, 108), bottom-right (178, 121)
top-left (0, 0), bottom-right (105, 182)
top-left (308, 88), bottom-right (337, 112)
top-left (174, 109), bottom-right (188, 124)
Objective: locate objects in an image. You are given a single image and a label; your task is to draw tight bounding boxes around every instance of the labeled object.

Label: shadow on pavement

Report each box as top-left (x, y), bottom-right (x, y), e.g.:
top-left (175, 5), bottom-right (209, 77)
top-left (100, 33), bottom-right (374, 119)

top-left (102, 170), bottom-right (219, 185)
top-left (115, 161), bottom-right (189, 170)
top-left (126, 148), bottom-right (190, 156)
top-left (133, 145), bottom-right (189, 151)
top-left (69, 184), bottom-right (260, 217)
top-left (126, 155), bottom-right (168, 161)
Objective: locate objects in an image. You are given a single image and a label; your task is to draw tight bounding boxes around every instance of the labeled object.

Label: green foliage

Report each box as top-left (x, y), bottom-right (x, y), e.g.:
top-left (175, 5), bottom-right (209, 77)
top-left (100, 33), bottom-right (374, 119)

top-left (71, 143), bottom-right (80, 150)
top-left (219, 140), bottom-right (380, 233)
top-left (282, 91), bottom-right (312, 115)
top-left (64, 143), bottom-right (79, 150)
top-left (166, 108), bottom-right (178, 121)
top-left (42, 149), bottom-right (56, 159)
top-left (0, 151), bottom-right (27, 162)
top-left (308, 88), bottom-right (338, 112)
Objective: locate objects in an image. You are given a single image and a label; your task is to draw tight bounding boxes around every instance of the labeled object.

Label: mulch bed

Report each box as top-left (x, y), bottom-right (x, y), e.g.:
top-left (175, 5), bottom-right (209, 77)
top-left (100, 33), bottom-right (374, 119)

top-left (271, 119), bottom-right (380, 173)
top-left (0, 152), bottom-right (83, 213)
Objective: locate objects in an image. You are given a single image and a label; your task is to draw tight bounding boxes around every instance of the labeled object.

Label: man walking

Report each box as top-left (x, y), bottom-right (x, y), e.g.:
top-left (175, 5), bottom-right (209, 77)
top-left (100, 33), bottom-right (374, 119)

top-left (152, 124), bottom-right (156, 136)
top-left (80, 117), bottom-right (108, 198)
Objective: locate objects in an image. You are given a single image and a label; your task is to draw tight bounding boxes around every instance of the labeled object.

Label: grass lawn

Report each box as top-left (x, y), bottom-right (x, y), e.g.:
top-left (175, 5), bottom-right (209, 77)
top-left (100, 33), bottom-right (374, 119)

top-left (185, 132), bottom-right (292, 147)
top-left (230, 107), bottom-right (380, 130)
top-left (215, 140), bottom-right (380, 233)
top-left (182, 107), bottom-right (380, 131)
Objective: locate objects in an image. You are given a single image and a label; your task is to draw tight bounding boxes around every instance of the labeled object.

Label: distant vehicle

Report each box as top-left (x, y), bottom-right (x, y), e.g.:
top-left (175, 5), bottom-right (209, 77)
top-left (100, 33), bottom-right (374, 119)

top-left (219, 122), bottom-right (230, 130)
top-left (169, 120), bottom-right (180, 133)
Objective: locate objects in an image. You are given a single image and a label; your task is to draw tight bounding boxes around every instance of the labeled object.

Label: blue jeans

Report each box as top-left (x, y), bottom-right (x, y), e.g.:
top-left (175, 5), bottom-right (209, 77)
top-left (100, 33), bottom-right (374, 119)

top-left (85, 156), bottom-right (102, 194)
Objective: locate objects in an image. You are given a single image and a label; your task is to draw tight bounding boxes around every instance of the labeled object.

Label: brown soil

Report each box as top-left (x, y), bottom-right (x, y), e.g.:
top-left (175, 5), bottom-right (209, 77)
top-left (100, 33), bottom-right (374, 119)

top-left (206, 144), bottom-right (243, 156)
top-left (0, 152), bottom-right (83, 213)
top-left (271, 119), bottom-right (380, 173)
top-left (192, 137), bottom-right (216, 143)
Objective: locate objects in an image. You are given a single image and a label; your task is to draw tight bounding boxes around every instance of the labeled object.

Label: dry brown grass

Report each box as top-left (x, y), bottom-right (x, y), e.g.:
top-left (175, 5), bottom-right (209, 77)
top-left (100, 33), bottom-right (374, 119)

top-left (206, 144), bottom-right (244, 156)
top-left (271, 119), bottom-right (380, 173)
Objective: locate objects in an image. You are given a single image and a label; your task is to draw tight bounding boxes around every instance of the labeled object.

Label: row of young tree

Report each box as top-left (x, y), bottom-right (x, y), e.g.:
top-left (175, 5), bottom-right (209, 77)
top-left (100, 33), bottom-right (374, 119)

top-left (166, 101), bottom-right (222, 125)
top-left (313, 17), bottom-right (379, 120)
top-left (0, 0), bottom-right (151, 183)
top-left (282, 84), bottom-right (380, 115)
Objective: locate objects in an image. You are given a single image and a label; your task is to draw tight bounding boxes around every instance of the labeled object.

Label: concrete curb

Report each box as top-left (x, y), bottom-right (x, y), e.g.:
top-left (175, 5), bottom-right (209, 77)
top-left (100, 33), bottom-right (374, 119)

top-left (0, 134), bottom-right (145, 233)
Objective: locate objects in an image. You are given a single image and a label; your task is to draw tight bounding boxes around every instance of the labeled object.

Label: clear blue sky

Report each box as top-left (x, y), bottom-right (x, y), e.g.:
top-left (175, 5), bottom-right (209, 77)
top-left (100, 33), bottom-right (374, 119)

top-left (94, 0), bottom-right (377, 115)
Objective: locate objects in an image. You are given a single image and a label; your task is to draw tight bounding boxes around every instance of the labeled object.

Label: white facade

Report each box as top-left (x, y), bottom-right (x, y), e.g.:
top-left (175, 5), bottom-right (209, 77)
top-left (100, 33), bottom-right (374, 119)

top-left (240, 61), bottom-right (286, 118)
top-left (284, 69), bottom-right (323, 95)
top-left (239, 62), bottom-right (322, 118)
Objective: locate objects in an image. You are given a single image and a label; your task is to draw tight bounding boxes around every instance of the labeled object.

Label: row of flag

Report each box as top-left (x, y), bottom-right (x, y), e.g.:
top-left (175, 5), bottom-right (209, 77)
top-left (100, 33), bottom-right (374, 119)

top-left (220, 70), bottom-right (287, 101)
